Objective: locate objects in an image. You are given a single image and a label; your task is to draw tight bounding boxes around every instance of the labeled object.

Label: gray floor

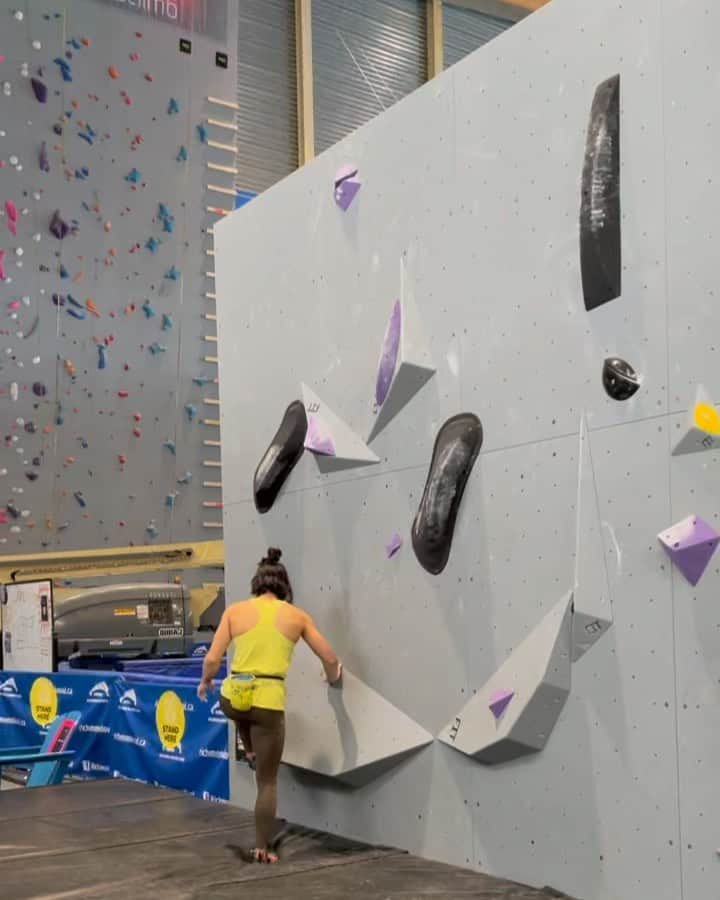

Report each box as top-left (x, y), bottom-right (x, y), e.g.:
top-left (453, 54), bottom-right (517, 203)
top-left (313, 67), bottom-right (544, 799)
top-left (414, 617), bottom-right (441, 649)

top-left (0, 779), bottom-right (579, 899)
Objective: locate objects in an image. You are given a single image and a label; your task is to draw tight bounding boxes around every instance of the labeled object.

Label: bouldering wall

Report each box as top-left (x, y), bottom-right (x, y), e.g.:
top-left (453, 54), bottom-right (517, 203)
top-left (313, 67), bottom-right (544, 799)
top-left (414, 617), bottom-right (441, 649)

top-left (0, 0), bottom-right (236, 550)
top-left (215, 0), bottom-right (719, 898)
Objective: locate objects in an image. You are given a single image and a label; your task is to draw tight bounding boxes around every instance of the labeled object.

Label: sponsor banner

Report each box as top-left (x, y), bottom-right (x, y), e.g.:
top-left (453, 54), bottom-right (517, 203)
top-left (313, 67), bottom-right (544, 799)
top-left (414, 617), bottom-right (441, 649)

top-left (0, 671), bottom-right (228, 800)
top-left (91, 0), bottom-right (228, 42)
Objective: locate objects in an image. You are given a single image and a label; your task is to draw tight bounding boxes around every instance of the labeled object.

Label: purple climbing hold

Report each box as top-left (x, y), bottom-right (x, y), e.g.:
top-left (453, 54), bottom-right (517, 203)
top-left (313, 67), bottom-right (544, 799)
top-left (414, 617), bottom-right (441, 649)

top-left (375, 299), bottom-right (402, 407)
top-left (304, 415), bottom-right (336, 456)
top-left (658, 515), bottom-right (720, 586)
top-left (32, 381), bottom-right (47, 397)
top-left (489, 689), bottom-right (515, 720)
top-left (50, 210), bottom-right (70, 240)
top-left (66, 307), bottom-right (86, 319)
top-left (334, 164), bottom-right (361, 211)
top-left (31, 77), bottom-right (48, 103)
top-left (385, 533), bottom-right (403, 559)
top-left (52, 293), bottom-right (65, 306)
top-left (24, 421), bottom-right (36, 433)
top-left (53, 123), bottom-right (63, 136)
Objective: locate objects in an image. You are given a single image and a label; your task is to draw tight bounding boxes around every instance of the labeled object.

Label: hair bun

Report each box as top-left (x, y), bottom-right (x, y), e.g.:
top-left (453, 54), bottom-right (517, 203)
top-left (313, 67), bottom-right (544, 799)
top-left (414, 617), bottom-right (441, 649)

top-left (265, 547), bottom-right (282, 565)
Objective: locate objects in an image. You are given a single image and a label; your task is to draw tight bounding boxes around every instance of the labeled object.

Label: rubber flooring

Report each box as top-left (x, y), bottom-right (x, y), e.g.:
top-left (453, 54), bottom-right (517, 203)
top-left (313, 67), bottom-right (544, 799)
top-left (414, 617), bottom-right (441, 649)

top-left (0, 779), bottom-right (580, 900)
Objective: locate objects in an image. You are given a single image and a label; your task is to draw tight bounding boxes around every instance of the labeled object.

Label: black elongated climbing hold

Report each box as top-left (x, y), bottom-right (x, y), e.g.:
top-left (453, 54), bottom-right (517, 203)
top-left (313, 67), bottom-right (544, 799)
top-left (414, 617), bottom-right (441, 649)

top-left (253, 401), bottom-right (308, 514)
top-left (602, 357), bottom-right (640, 401)
top-left (411, 413), bottom-right (483, 575)
top-left (580, 74), bottom-right (621, 312)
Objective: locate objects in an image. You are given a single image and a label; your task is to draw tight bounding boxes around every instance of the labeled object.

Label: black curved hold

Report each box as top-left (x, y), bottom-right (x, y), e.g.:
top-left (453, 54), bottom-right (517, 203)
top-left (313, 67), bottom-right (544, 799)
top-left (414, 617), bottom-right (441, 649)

top-left (580, 74), bottom-right (621, 312)
top-left (411, 413), bottom-right (483, 575)
top-left (602, 357), bottom-right (640, 401)
top-left (253, 401), bottom-right (308, 514)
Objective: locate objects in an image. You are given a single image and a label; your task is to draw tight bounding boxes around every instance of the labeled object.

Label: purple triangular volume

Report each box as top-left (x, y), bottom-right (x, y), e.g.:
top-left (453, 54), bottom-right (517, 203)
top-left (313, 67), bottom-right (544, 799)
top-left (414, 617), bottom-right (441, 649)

top-left (488, 689), bottom-right (514, 720)
top-left (375, 300), bottom-right (401, 407)
top-left (658, 515), bottom-right (720, 586)
top-left (304, 415), bottom-right (336, 456)
top-left (335, 178), bottom-right (361, 211)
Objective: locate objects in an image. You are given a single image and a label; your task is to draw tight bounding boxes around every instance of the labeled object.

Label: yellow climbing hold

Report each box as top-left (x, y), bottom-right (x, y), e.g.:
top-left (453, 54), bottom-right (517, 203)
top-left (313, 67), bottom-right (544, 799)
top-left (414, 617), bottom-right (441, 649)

top-left (693, 402), bottom-right (720, 435)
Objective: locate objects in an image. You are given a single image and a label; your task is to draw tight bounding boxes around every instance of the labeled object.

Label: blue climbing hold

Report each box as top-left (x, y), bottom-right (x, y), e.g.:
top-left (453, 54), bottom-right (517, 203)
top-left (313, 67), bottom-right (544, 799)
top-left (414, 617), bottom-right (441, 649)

top-left (177, 471), bottom-right (193, 485)
top-left (184, 403), bottom-right (197, 423)
top-left (196, 123), bottom-right (208, 144)
top-left (161, 313), bottom-right (173, 331)
top-left (73, 491), bottom-right (86, 508)
top-left (165, 266), bottom-right (180, 281)
top-left (97, 345), bottom-right (108, 370)
top-left (53, 57), bottom-right (73, 82)
top-left (176, 145), bottom-right (188, 162)
top-left (162, 440), bottom-right (176, 455)
top-left (192, 375), bottom-right (212, 386)
top-left (125, 167), bottom-right (142, 184)
top-left (66, 307), bottom-right (86, 320)
top-left (149, 342), bottom-right (167, 355)
top-left (168, 98), bottom-right (180, 115)
top-left (165, 493), bottom-right (176, 509)
top-left (145, 237), bottom-right (160, 253)
top-left (142, 301), bottom-right (155, 319)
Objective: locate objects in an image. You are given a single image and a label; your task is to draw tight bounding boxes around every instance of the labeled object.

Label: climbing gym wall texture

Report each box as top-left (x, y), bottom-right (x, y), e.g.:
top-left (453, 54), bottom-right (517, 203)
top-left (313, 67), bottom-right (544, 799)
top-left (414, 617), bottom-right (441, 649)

top-left (0, 0), bottom-right (236, 551)
top-left (215, 0), bottom-right (718, 898)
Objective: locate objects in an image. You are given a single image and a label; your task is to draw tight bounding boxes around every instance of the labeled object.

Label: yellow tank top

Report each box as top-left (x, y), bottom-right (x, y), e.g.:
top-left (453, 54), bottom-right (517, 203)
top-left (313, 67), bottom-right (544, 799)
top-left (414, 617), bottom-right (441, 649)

top-left (230, 597), bottom-right (296, 711)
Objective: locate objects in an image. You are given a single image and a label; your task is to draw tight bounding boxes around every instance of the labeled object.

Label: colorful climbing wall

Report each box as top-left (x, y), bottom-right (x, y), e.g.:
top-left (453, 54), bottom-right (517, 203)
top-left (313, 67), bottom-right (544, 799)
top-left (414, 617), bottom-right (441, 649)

top-left (0, 1), bottom-right (236, 550)
top-left (215, 0), bottom-right (720, 898)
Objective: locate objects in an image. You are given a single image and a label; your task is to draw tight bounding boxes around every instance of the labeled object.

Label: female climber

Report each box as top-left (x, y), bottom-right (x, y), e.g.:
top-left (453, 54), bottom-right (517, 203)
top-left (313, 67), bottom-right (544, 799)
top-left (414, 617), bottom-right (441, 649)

top-left (197, 547), bottom-right (342, 864)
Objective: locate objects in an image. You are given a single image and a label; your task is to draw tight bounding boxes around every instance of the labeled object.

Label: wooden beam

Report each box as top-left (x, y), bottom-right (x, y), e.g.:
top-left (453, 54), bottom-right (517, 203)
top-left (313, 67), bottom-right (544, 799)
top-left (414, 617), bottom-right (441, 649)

top-left (295, 0), bottom-right (315, 165)
top-left (427, 0), bottom-right (444, 79)
top-left (444, 0), bottom-right (549, 20)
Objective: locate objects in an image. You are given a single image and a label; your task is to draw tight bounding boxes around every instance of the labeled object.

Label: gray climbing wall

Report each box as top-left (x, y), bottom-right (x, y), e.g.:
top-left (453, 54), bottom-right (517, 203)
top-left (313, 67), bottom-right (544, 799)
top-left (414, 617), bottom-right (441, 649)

top-left (215, 0), bottom-right (719, 898)
top-left (0, 0), bottom-right (236, 551)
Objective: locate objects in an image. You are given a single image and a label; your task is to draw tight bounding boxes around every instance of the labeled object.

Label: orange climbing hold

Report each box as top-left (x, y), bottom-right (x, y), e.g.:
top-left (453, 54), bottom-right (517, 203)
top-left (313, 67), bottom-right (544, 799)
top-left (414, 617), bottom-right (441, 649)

top-left (104, 221), bottom-right (112, 233)
top-left (65, 456), bottom-right (75, 465)
top-left (73, 272), bottom-right (84, 283)
top-left (42, 425), bottom-right (53, 434)
top-left (108, 66), bottom-right (120, 79)
top-left (81, 37), bottom-right (91, 47)
top-left (65, 359), bottom-right (75, 376)
top-left (86, 299), bottom-right (100, 317)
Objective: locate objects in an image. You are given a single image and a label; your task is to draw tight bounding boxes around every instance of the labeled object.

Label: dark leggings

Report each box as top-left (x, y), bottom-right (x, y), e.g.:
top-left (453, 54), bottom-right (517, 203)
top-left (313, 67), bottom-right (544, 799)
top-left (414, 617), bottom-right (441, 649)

top-left (219, 698), bottom-right (285, 851)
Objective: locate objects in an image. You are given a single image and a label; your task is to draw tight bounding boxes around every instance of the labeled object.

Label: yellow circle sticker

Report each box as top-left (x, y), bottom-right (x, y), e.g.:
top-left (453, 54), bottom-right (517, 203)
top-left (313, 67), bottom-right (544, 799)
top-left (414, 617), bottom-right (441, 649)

top-left (30, 677), bottom-right (58, 727)
top-left (155, 690), bottom-right (186, 752)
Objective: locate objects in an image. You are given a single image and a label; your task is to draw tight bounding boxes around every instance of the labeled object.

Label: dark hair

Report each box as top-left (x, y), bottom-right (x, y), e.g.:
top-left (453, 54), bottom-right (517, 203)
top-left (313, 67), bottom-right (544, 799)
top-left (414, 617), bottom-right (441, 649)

top-left (251, 547), bottom-right (292, 602)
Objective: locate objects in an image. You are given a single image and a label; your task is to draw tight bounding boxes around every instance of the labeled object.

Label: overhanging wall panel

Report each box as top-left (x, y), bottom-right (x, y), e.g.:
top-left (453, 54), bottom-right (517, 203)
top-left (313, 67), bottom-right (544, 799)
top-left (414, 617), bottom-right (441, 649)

top-left (236, 0), bottom-right (298, 193)
top-left (215, 0), bottom-right (715, 897)
top-left (313, 0), bottom-right (426, 154)
top-left (442, 4), bottom-right (511, 69)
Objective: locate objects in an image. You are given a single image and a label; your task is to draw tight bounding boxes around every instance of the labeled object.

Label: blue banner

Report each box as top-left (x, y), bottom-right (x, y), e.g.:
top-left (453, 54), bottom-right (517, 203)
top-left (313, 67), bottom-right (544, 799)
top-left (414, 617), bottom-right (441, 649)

top-left (0, 671), bottom-right (228, 800)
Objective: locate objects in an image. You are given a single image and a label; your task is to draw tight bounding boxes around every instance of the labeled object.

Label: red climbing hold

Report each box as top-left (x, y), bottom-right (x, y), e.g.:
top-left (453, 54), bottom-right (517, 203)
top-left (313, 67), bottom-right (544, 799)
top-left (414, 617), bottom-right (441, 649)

top-left (118, 390), bottom-right (129, 398)
top-left (108, 66), bottom-right (120, 80)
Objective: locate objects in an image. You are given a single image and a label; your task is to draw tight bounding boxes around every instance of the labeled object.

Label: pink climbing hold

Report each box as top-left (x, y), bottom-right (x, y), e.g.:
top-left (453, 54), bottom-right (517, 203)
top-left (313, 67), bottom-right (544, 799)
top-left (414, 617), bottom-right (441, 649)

top-left (132, 427), bottom-right (141, 438)
top-left (5, 200), bottom-right (18, 235)
top-left (118, 454), bottom-right (127, 465)
top-left (0, 249), bottom-right (6, 281)
top-left (133, 412), bottom-right (142, 422)
top-left (117, 390), bottom-right (129, 398)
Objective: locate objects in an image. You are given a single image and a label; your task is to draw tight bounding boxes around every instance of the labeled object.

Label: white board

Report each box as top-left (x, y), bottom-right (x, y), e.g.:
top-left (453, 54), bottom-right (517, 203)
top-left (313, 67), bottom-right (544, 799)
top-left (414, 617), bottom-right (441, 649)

top-left (2, 581), bottom-right (54, 672)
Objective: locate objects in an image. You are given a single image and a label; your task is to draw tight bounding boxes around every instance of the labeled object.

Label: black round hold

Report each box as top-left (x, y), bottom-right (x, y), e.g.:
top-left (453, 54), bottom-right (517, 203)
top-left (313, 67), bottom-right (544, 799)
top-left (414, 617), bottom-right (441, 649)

top-left (32, 381), bottom-right (47, 397)
top-left (602, 357), bottom-right (640, 401)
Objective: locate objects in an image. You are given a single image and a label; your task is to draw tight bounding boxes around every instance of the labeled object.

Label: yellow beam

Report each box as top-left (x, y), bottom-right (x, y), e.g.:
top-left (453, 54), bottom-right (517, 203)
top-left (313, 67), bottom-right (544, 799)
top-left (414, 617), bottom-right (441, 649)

top-left (427, 0), bottom-right (444, 78)
top-left (0, 540), bottom-right (224, 583)
top-left (295, 0), bottom-right (315, 165)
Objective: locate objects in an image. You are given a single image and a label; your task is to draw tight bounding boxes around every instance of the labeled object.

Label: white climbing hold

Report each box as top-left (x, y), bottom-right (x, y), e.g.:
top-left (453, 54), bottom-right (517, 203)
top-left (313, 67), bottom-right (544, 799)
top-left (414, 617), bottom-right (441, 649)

top-left (3, 81), bottom-right (11, 96)
top-left (21, 296), bottom-right (30, 305)
top-left (32, 40), bottom-right (41, 50)
top-left (15, 417), bottom-right (24, 426)
top-left (14, 10), bottom-right (24, 20)
top-left (10, 526), bottom-right (20, 534)
top-left (0, 468), bottom-right (6, 476)
top-left (10, 382), bottom-right (18, 401)
top-left (20, 63), bottom-right (28, 77)
top-left (32, 356), bottom-right (40, 364)
top-left (15, 247), bottom-right (23, 257)
top-left (20, 509), bottom-right (30, 518)
top-left (33, 233), bottom-right (41, 242)
top-left (9, 155), bottom-right (18, 166)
